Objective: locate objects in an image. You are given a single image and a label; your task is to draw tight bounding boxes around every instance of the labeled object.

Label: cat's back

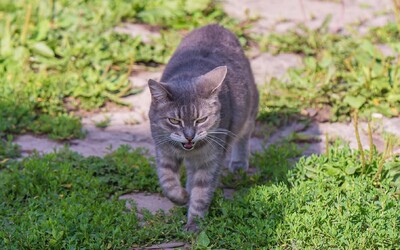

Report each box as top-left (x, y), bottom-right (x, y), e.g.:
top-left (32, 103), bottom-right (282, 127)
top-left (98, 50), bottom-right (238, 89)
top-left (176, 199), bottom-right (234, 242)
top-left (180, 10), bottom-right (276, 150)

top-left (161, 24), bottom-right (247, 82)
top-left (177, 24), bottom-right (242, 53)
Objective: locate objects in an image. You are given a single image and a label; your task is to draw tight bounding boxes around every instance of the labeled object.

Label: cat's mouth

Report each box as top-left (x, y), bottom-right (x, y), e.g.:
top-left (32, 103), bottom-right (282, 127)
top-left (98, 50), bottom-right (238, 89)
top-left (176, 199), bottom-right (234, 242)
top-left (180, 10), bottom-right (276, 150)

top-left (181, 142), bottom-right (195, 150)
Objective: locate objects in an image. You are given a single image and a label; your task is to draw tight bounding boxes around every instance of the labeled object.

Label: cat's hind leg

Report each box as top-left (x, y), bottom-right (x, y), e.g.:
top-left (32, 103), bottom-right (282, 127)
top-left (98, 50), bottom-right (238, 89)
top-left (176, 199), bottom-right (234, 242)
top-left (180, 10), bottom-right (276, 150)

top-left (229, 120), bottom-right (254, 172)
top-left (156, 152), bottom-right (188, 206)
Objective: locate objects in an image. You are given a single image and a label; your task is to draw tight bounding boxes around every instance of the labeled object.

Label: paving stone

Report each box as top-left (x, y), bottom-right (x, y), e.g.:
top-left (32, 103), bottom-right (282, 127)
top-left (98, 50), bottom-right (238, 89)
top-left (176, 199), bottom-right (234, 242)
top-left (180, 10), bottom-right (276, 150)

top-left (251, 53), bottom-right (302, 84)
top-left (119, 193), bottom-right (175, 214)
top-left (222, 0), bottom-right (394, 34)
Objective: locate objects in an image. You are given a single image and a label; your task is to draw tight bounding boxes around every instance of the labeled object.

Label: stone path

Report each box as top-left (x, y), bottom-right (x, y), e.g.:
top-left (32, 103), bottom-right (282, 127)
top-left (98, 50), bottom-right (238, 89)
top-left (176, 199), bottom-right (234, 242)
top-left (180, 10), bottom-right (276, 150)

top-left (13, 1), bottom-right (400, 248)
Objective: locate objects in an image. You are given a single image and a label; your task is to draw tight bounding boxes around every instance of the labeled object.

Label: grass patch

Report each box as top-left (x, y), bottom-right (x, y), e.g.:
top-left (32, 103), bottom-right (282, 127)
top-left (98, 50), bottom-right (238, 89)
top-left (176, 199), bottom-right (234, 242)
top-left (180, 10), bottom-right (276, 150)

top-left (0, 135), bottom-right (20, 167)
top-left (0, 145), bottom-right (159, 248)
top-left (0, 0), bottom-right (249, 139)
top-left (222, 142), bottom-right (303, 188)
top-left (204, 172), bottom-right (399, 248)
top-left (1, 142), bottom-right (399, 248)
top-left (258, 17), bottom-right (400, 122)
top-left (200, 141), bottom-right (400, 249)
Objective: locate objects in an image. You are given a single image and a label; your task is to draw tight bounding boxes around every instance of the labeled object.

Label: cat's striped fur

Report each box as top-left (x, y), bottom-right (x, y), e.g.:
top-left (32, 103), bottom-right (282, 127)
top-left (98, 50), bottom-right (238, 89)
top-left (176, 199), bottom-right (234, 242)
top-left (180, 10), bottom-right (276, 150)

top-left (148, 24), bottom-right (259, 231)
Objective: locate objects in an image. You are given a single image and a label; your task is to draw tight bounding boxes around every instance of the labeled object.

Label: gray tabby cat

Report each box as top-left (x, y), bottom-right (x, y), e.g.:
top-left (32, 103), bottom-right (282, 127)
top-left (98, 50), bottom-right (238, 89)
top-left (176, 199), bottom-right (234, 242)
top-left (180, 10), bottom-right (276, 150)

top-left (148, 24), bottom-right (259, 231)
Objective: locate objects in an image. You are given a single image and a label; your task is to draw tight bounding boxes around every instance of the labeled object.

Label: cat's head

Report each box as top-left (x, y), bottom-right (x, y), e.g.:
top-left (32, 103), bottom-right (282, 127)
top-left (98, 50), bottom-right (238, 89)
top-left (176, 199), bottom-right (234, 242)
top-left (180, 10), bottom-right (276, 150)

top-left (148, 66), bottom-right (227, 151)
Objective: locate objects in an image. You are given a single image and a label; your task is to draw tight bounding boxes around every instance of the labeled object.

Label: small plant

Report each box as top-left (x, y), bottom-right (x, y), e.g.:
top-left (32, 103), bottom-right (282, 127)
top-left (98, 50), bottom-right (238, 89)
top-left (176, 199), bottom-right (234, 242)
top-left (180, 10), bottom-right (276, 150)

top-left (95, 116), bottom-right (111, 129)
top-left (353, 111), bottom-right (366, 172)
top-left (0, 145), bottom-right (162, 249)
top-left (221, 142), bottom-right (302, 188)
top-left (0, 135), bottom-right (20, 166)
top-left (258, 17), bottom-right (400, 122)
top-left (0, 0), bottom-right (251, 139)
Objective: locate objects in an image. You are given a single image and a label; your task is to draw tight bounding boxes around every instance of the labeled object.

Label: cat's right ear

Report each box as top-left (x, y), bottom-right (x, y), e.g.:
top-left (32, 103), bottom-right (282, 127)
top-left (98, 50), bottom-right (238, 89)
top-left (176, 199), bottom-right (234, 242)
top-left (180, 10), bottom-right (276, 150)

top-left (148, 79), bottom-right (172, 103)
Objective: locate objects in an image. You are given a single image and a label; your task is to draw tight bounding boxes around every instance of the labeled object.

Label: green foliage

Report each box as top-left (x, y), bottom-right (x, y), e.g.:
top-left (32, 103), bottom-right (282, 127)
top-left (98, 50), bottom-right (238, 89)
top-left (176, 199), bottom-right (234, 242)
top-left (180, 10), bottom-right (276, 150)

top-left (368, 22), bottom-right (400, 44)
top-left (200, 143), bottom-right (400, 249)
top-left (0, 0), bottom-right (246, 138)
top-left (94, 116), bottom-right (111, 129)
top-left (31, 114), bottom-right (84, 140)
top-left (259, 18), bottom-right (400, 122)
top-left (0, 135), bottom-right (20, 165)
top-left (0, 99), bottom-right (84, 140)
top-left (290, 141), bottom-right (400, 189)
top-left (0, 145), bottom-right (159, 248)
top-left (1, 143), bottom-right (399, 248)
top-left (203, 174), bottom-right (399, 248)
top-left (222, 142), bottom-right (302, 188)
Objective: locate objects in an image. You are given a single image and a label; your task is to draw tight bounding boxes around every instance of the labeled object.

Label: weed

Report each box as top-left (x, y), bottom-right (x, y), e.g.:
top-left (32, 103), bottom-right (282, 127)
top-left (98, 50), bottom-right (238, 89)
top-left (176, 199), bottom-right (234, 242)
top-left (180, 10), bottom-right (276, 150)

top-left (222, 142), bottom-right (302, 188)
top-left (1, 141), bottom-right (399, 248)
top-left (95, 116), bottom-right (111, 129)
top-left (0, 135), bottom-right (20, 166)
top-left (353, 111), bottom-right (366, 171)
top-left (0, 145), bottom-right (160, 249)
top-left (258, 17), bottom-right (400, 122)
top-left (0, 0), bottom-right (250, 139)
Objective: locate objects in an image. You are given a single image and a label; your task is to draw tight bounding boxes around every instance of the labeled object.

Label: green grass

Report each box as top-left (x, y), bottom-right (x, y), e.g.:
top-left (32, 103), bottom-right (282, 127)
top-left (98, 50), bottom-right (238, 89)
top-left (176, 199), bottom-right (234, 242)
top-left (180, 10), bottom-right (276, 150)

top-left (222, 142), bottom-right (303, 188)
top-left (0, 145), bottom-right (160, 249)
top-left (258, 17), bottom-right (400, 122)
top-left (1, 142), bottom-right (399, 249)
top-left (0, 135), bottom-right (20, 166)
top-left (0, 0), bottom-right (249, 139)
top-left (94, 116), bottom-right (111, 129)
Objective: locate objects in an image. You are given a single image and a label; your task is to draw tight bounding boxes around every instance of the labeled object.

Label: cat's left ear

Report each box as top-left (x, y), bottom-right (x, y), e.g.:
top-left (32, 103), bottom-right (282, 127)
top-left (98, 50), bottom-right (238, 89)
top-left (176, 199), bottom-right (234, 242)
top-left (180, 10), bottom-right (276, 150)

top-left (197, 66), bottom-right (227, 97)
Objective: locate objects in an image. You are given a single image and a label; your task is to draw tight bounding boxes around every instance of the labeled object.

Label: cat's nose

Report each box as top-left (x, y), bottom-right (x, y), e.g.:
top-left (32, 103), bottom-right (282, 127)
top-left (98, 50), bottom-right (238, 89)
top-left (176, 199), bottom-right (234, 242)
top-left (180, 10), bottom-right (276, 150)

top-left (183, 128), bottom-right (195, 142)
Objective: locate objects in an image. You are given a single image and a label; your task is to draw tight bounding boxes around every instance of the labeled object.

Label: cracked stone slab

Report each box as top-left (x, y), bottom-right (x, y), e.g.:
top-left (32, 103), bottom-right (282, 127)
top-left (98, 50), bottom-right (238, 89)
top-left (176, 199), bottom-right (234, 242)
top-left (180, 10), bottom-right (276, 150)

top-left (223, 0), bottom-right (394, 34)
top-left (14, 122), bottom-right (155, 157)
top-left (129, 68), bottom-right (163, 88)
top-left (251, 53), bottom-right (302, 84)
top-left (119, 193), bottom-right (175, 215)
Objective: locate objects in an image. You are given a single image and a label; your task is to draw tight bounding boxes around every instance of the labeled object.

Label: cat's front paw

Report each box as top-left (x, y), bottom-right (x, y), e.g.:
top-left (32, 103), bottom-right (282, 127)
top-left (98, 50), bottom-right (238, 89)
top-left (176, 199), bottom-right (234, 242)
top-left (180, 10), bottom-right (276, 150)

top-left (229, 160), bottom-right (249, 172)
top-left (167, 187), bottom-right (189, 206)
top-left (184, 221), bottom-right (199, 232)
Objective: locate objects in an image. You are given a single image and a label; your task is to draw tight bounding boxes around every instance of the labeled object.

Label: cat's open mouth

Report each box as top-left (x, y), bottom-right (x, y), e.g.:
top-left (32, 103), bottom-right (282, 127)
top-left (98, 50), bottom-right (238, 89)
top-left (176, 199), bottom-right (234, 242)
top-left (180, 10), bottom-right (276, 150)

top-left (182, 142), bottom-right (195, 150)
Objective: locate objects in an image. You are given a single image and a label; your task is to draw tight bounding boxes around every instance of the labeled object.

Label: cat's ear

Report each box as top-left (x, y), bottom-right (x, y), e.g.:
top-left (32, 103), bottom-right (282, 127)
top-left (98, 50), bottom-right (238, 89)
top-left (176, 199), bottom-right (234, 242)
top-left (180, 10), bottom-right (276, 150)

top-left (148, 79), bottom-right (172, 103)
top-left (197, 66), bottom-right (227, 97)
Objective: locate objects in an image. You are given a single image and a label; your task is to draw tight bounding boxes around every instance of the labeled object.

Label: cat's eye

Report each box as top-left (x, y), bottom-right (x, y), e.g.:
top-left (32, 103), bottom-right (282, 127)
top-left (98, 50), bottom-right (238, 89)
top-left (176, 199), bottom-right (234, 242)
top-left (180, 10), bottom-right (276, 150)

top-left (196, 117), bottom-right (207, 124)
top-left (168, 118), bottom-right (181, 125)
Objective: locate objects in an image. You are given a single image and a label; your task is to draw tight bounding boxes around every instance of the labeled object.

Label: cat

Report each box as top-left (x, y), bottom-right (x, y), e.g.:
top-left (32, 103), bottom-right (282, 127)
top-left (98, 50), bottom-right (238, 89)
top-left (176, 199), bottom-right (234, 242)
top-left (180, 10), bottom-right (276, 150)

top-left (148, 24), bottom-right (259, 231)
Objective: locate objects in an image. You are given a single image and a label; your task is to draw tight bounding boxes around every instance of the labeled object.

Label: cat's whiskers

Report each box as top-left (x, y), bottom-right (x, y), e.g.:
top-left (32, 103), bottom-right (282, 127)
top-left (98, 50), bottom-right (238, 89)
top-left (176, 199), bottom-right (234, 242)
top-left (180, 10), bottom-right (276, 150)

top-left (208, 134), bottom-right (234, 152)
top-left (155, 139), bottom-right (171, 147)
top-left (206, 134), bottom-right (225, 144)
top-left (205, 136), bottom-right (226, 151)
top-left (153, 134), bottom-right (173, 145)
top-left (204, 137), bottom-right (218, 152)
top-left (208, 129), bottom-right (237, 139)
top-left (204, 137), bottom-right (219, 152)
